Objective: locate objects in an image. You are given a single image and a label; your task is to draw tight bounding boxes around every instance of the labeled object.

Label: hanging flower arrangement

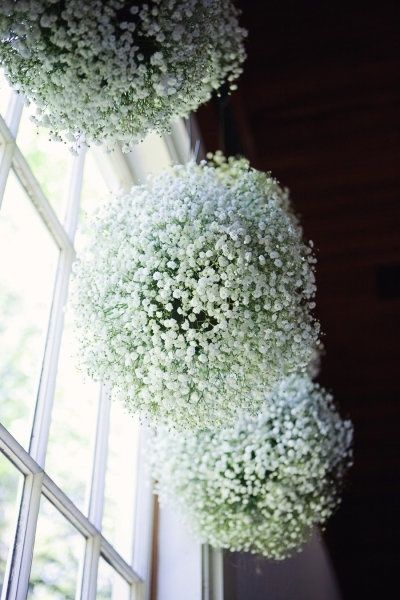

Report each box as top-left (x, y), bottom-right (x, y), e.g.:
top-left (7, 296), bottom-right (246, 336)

top-left (0, 0), bottom-right (246, 151)
top-left (72, 155), bottom-right (320, 430)
top-left (150, 375), bottom-right (353, 559)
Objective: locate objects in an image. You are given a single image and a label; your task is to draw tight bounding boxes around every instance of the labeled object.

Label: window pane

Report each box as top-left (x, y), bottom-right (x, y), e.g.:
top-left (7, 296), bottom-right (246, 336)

top-left (0, 70), bottom-right (12, 117)
top-left (45, 149), bottom-right (108, 509)
top-left (28, 496), bottom-right (84, 600)
top-left (102, 404), bottom-right (139, 563)
top-left (0, 172), bottom-right (58, 448)
top-left (0, 453), bottom-right (22, 592)
top-left (129, 132), bottom-right (172, 177)
top-left (75, 150), bottom-right (110, 255)
top-left (97, 556), bottom-right (131, 600)
top-left (17, 104), bottom-right (73, 218)
top-left (46, 298), bottom-right (99, 510)
top-left (80, 150), bottom-right (109, 212)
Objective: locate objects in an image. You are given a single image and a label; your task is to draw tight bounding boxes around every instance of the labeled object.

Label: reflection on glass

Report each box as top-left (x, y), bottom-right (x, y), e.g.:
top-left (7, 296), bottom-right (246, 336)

top-left (46, 297), bottom-right (99, 510)
top-left (28, 496), bottom-right (84, 600)
top-left (0, 172), bottom-right (58, 448)
top-left (102, 403), bottom-right (139, 563)
top-left (97, 556), bottom-right (131, 600)
top-left (0, 69), bottom-right (12, 116)
top-left (17, 103), bottom-right (73, 218)
top-left (0, 454), bottom-right (22, 592)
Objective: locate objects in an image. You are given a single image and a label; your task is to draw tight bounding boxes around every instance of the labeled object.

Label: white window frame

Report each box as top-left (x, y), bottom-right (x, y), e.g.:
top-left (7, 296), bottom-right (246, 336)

top-left (0, 87), bottom-right (193, 600)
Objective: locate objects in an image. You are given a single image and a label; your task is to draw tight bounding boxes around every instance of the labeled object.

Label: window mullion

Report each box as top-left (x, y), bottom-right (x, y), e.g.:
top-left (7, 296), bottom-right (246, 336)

top-left (0, 423), bottom-right (42, 477)
top-left (41, 475), bottom-right (97, 538)
top-left (87, 386), bottom-right (111, 528)
top-left (0, 94), bottom-right (24, 205)
top-left (11, 143), bottom-right (75, 252)
top-left (0, 109), bottom-right (75, 252)
top-left (201, 546), bottom-right (224, 600)
top-left (92, 146), bottom-right (136, 192)
top-left (63, 146), bottom-right (87, 239)
top-left (1, 472), bottom-right (44, 600)
top-left (132, 428), bottom-right (156, 600)
top-left (163, 118), bottom-right (201, 165)
top-left (0, 425), bottom-right (42, 600)
top-left (75, 534), bottom-right (101, 600)
top-left (29, 151), bottom-right (85, 467)
top-left (0, 140), bottom-right (15, 204)
top-left (100, 538), bottom-right (142, 585)
top-left (76, 386), bottom-right (111, 600)
top-left (5, 92), bottom-right (25, 137)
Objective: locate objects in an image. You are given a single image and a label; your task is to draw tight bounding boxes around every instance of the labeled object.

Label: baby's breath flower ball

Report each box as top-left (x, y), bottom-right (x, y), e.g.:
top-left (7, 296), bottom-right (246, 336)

top-left (150, 376), bottom-right (353, 559)
top-left (0, 0), bottom-right (246, 151)
top-left (72, 156), bottom-right (320, 430)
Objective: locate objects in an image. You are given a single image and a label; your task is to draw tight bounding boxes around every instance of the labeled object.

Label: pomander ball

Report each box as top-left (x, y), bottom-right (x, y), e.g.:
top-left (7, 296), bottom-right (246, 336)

top-left (0, 0), bottom-right (246, 150)
top-left (150, 375), bottom-right (353, 558)
top-left (72, 155), bottom-right (320, 429)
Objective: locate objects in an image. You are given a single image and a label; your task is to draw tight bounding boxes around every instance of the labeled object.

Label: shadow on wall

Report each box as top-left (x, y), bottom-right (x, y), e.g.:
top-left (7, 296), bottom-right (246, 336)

top-left (223, 530), bottom-right (342, 600)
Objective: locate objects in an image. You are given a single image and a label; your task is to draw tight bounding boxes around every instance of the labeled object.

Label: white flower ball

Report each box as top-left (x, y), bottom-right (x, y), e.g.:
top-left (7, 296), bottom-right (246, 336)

top-left (150, 375), bottom-right (353, 559)
top-left (72, 156), bottom-right (320, 430)
top-left (0, 0), bottom-right (246, 150)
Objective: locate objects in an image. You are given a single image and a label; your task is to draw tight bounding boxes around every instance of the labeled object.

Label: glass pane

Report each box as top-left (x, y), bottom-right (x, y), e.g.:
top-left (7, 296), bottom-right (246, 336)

top-left (0, 453), bottom-right (22, 592)
top-left (97, 557), bottom-right (131, 600)
top-left (17, 104), bottom-right (73, 218)
top-left (75, 150), bottom-right (110, 255)
top-left (0, 70), bottom-right (12, 117)
top-left (129, 132), bottom-right (172, 177)
top-left (102, 404), bottom-right (139, 563)
top-left (45, 148), bottom-right (108, 509)
top-left (46, 297), bottom-right (99, 510)
top-left (80, 150), bottom-right (109, 213)
top-left (28, 496), bottom-right (84, 600)
top-left (0, 171), bottom-right (58, 448)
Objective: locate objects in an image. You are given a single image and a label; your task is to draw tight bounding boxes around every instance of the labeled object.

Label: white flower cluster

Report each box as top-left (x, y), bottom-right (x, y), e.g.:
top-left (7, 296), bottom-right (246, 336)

top-left (72, 156), bottom-right (320, 430)
top-left (0, 0), bottom-right (246, 150)
top-left (150, 375), bottom-right (353, 559)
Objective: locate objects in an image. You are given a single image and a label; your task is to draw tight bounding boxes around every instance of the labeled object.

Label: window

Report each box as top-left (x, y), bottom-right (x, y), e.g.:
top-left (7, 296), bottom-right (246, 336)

top-left (0, 76), bottom-right (190, 599)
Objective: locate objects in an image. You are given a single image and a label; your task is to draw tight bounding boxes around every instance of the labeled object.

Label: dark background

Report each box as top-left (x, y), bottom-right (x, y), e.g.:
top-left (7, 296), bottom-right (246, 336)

top-left (197, 1), bottom-right (400, 598)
